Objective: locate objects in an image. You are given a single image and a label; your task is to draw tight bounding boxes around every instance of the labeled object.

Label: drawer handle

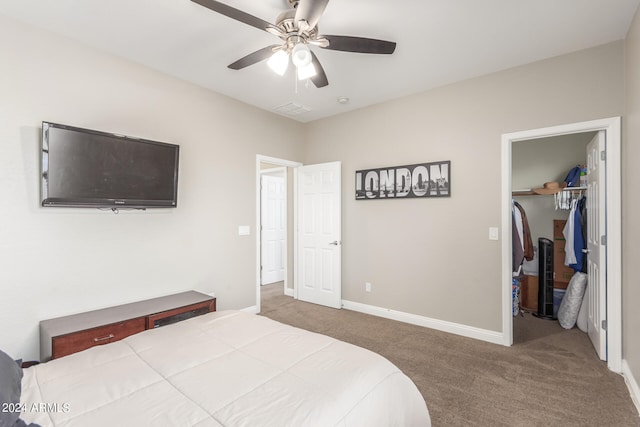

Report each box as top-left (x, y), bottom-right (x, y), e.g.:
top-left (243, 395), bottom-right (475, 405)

top-left (93, 334), bottom-right (115, 342)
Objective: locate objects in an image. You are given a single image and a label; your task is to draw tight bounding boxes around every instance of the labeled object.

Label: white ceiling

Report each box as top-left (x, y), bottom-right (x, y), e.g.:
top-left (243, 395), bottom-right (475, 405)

top-left (1, 0), bottom-right (638, 122)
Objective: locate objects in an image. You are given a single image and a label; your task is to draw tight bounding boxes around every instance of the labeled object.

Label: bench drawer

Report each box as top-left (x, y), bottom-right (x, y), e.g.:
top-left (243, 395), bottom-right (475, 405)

top-left (51, 317), bottom-right (146, 359)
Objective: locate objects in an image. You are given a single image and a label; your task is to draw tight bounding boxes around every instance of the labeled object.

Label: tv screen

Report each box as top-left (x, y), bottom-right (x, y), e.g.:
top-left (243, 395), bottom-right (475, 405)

top-left (41, 122), bottom-right (179, 209)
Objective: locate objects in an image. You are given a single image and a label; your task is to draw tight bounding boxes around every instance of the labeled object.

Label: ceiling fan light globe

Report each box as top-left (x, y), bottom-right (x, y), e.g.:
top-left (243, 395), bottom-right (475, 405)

top-left (297, 62), bottom-right (317, 80)
top-left (291, 43), bottom-right (312, 68)
top-left (267, 50), bottom-right (289, 76)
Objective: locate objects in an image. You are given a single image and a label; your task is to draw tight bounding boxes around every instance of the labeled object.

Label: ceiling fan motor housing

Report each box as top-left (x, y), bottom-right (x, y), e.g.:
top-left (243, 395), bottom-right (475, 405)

top-left (275, 9), bottom-right (298, 34)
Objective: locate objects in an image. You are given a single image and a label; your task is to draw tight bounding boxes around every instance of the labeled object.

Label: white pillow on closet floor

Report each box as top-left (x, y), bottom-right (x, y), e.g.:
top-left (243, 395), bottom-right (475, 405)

top-left (558, 272), bottom-right (588, 329)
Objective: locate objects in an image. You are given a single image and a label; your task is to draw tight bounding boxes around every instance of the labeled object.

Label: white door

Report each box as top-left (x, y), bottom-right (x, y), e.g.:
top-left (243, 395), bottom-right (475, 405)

top-left (586, 131), bottom-right (607, 360)
top-left (261, 174), bottom-right (286, 285)
top-left (297, 161), bottom-right (342, 309)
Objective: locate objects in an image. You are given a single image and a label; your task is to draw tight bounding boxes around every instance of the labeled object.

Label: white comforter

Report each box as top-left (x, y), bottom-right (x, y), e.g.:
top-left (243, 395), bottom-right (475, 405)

top-left (20, 311), bottom-right (430, 426)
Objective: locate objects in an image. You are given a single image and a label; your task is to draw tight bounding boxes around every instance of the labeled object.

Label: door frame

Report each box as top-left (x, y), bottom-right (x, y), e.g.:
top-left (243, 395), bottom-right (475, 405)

top-left (255, 155), bottom-right (302, 313)
top-left (500, 117), bottom-right (621, 373)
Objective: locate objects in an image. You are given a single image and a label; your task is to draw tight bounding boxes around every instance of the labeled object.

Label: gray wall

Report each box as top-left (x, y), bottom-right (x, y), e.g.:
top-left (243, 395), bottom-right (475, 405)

top-left (624, 5), bottom-right (640, 396)
top-left (304, 42), bottom-right (624, 333)
top-left (0, 15), bottom-right (305, 361)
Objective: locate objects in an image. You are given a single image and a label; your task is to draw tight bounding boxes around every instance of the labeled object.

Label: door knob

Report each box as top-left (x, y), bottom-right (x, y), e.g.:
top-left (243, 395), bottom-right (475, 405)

top-left (329, 240), bottom-right (341, 246)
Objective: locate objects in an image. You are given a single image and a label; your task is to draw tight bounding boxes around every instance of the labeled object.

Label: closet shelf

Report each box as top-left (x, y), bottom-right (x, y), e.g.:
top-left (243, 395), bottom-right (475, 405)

top-left (512, 190), bottom-right (536, 196)
top-left (512, 186), bottom-right (587, 197)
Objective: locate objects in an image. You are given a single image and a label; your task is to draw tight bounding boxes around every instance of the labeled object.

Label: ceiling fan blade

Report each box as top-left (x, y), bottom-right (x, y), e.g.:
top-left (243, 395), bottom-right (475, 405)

top-left (228, 45), bottom-right (279, 70)
top-left (321, 35), bottom-right (396, 54)
top-left (309, 51), bottom-right (328, 88)
top-left (191, 0), bottom-right (275, 32)
top-left (294, 0), bottom-right (330, 29)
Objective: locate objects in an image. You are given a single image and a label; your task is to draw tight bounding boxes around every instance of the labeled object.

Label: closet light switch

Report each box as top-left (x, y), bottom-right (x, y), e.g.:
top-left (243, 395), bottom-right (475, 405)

top-left (238, 225), bottom-right (250, 236)
top-left (489, 227), bottom-right (499, 241)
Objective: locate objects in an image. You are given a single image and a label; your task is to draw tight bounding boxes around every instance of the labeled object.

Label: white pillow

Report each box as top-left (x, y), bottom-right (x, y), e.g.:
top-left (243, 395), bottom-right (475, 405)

top-left (558, 272), bottom-right (588, 329)
top-left (577, 287), bottom-right (589, 332)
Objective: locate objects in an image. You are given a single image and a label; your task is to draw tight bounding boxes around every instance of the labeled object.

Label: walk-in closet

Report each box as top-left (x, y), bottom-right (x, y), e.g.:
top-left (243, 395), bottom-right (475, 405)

top-left (511, 131), bottom-right (598, 354)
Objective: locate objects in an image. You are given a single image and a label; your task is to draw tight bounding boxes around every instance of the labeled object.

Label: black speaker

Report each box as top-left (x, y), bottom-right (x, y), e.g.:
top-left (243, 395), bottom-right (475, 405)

top-left (534, 238), bottom-right (555, 319)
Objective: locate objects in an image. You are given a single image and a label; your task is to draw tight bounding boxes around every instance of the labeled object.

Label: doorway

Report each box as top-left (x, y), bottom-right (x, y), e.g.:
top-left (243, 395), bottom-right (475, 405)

top-left (255, 155), bottom-right (302, 313)
top-left (260, 168), bottom-right (286, 286)
top-left (501, 117), bottom-right (621, 373)
top-left (256, 156), bottom-right (344, 313)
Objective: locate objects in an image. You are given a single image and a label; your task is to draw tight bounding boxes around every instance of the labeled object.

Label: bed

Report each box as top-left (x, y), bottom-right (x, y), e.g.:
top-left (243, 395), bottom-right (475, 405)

top-left (6, 310), bottom-right (430, 426)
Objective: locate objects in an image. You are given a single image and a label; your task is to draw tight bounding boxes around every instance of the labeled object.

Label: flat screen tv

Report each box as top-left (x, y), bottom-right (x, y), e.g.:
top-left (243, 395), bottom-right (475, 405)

top-left (41, 122), bottom-right (179, 209)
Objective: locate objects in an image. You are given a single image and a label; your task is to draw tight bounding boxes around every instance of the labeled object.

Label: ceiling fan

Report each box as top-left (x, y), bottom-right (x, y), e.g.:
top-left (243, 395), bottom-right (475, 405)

top-left (191, 0), bottom-right (397, 88)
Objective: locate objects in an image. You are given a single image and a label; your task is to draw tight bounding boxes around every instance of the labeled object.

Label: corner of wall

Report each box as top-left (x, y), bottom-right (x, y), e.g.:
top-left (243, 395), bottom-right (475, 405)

top-left (622, 359), bottom-right (640, 416)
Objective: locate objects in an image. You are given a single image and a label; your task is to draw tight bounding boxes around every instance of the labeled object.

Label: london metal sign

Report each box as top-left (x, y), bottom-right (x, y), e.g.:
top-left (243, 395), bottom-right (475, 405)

top-left (355, 161), bottom-right (450, 200)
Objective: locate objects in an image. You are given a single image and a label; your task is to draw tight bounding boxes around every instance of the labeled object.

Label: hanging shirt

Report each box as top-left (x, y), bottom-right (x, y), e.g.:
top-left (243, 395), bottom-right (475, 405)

top-left (514, 201), bottom-right (534, 261)
top-left (513, 202), bottom-right (524, 254)
top-left (563, 200), bottom-right (577, 266)
top-left (579, 197), bottom-right (588, 273)
top-left (570, 204), bottom-right (585, 272)
top-left (512, 204), bottom-right (524, 273)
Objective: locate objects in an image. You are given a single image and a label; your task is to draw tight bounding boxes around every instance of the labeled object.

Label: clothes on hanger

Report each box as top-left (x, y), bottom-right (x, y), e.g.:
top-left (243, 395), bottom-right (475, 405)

top-left (563, 199), bottom-right (578, 265)
top-left (512, 205), bottom-right (524, 274)
top-left (570, 201), bottom-right (586, 272)
top-left (563, 195), bottom-right (587, 273)
top-left (512, 200), bottom-right (533, 273)
top-left (579, 197), bottom-right (588, 273)
top-left (514, 202), bottom-right (534, 262)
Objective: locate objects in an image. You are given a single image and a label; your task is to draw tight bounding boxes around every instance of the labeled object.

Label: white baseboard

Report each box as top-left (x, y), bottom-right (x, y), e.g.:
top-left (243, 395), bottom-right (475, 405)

top-left (241, 305), bottom-right (259, 314)
top-left (622, 359), bottom-right (640, 416)
top-left (284, 287), bottom-right (294, 297)
top-left (341, 300), bottom-right (504, 346)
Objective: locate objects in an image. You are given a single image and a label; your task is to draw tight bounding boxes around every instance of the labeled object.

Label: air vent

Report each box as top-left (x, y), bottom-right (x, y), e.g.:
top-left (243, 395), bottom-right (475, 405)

top-left (274, 102), bottom-right (311, 116)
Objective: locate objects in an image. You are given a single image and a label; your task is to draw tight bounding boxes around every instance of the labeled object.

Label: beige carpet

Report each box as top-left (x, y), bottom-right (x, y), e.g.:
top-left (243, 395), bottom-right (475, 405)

top-left (259, 283), bottom-right (639, 426)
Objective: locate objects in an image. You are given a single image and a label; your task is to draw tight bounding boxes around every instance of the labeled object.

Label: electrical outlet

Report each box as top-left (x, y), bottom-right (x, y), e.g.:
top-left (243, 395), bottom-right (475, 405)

top-left (365, 282), bottom-right (372, 292)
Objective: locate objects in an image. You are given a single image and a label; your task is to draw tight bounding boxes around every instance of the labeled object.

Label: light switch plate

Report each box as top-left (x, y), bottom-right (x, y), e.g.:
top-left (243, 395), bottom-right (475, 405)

top-left (489, 227), bottom-right (499, 241)
top-left (238, 225), bottom-right (250, 236)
